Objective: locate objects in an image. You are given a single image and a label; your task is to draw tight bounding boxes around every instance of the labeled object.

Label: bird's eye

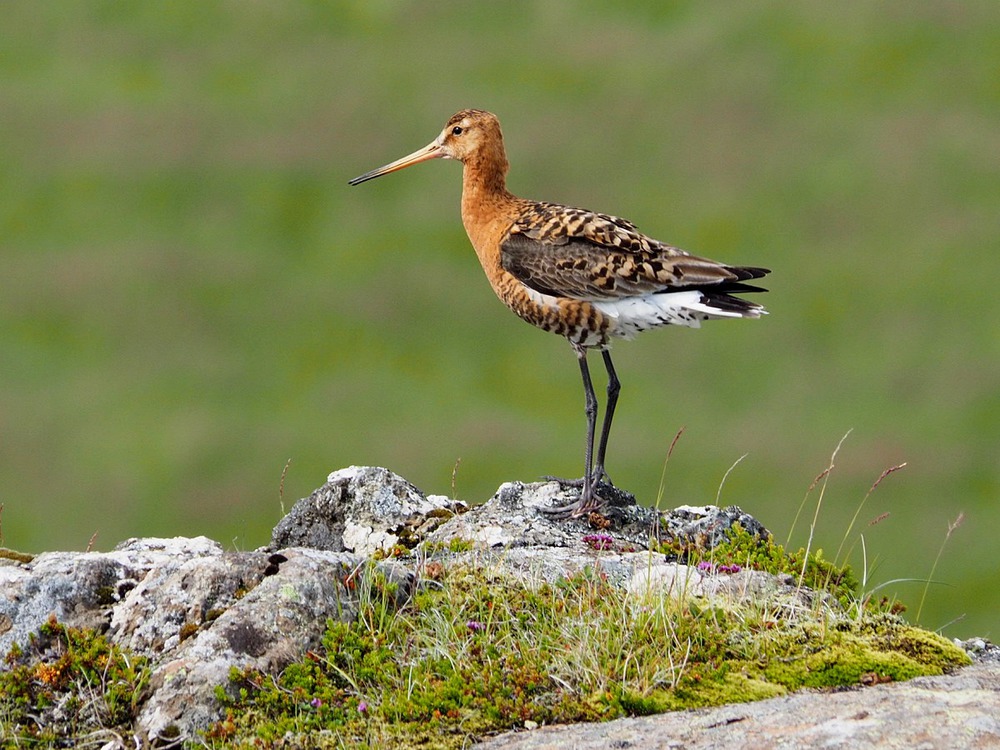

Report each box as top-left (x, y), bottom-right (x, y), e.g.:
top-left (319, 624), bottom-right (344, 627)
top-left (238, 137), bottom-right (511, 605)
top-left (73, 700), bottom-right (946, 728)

top-left (451, 126), bottom-right (463, 136)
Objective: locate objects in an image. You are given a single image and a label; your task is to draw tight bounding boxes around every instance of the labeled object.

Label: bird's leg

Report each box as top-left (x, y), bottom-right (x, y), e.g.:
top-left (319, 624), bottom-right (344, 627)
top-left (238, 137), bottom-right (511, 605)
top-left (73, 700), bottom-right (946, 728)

top-left (591, 348), bottom-right (620, 486)
top-left (546, 348), bottom-right (618, 487)
top-left (540, 343), bottom-right (604, 517)
top-left (578, 345), bottom-right (598, 506)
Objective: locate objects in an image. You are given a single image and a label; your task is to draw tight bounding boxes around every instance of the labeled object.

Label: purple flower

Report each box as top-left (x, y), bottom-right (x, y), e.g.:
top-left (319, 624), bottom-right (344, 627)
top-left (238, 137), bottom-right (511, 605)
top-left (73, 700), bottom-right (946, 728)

top-left (582, 533), bottom-right (614, 551)
top-left (466, 620), bottom-right (485, 632)
top-left (358, 701), bottom-right (369, 713)
top-left (310, 698), bottom-right (322, 709)
top-left (696, 562), bottom-right (743, 574)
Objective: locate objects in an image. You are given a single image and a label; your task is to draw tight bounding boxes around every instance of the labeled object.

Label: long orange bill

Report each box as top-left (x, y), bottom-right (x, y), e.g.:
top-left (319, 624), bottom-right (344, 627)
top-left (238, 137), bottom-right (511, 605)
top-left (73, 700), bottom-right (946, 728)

top-left (348, 140), bottom-right (445, 185)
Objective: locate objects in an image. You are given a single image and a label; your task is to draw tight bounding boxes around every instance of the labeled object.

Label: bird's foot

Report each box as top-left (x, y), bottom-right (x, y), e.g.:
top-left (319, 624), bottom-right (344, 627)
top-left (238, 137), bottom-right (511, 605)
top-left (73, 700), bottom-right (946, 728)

top-left (538, 481), bottom-right (610, 519)
top-left (543, 468), bottom-right (612, 489)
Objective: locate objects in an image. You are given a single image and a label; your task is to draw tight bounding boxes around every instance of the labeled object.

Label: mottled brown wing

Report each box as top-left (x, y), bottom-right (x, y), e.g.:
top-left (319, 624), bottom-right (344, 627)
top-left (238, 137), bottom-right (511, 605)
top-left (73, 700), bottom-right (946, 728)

top-left (502, 202), bottom-right (761, 300)
top-left (512, 202), bottom-right (655, 252)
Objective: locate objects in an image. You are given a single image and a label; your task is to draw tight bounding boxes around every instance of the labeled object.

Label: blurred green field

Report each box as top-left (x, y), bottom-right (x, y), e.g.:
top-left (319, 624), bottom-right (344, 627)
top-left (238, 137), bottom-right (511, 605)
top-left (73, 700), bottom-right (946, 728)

top-left (1, 2), bottom-right (997, 637)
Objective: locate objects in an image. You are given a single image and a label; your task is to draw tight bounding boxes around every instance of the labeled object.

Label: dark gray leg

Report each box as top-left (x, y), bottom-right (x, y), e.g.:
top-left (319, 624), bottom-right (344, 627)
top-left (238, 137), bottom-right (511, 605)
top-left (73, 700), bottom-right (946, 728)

top-left (592, 348), bottom-right (620, 484)
top-left (577, 344), bottom-right (598, 508)
top-left (541, 343), bottom-right (602, 516)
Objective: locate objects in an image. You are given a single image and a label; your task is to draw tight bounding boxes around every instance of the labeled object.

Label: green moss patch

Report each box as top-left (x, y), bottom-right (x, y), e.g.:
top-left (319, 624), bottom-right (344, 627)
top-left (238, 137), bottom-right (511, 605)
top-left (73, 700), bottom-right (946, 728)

top-left (0, 615), bottom-right (150, 745)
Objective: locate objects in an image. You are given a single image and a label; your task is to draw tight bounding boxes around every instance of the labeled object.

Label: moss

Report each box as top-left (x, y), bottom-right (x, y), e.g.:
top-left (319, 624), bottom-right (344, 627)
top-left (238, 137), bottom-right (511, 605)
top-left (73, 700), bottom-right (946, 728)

top-left (425, 507), bottom-right (463, 521)
top-left (759, 618), bottom-right (969, 689)
top-left (94, 585), bottom-right (119, 607)
top-left (878, 621), bottom-right (970, 669)
top-left (0, 615), bottom-right (150, 745)
top-left (0, 547), bottom-right (34, 563)
top-left (179, 621), bottom-right (201, 642)
top-left (419, 537), bottom-right (477, 554)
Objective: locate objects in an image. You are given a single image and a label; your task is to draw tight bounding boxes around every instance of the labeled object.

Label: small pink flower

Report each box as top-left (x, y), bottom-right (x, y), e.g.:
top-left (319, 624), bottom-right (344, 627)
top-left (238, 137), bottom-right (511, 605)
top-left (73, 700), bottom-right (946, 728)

top-left (696, 561), bottom-right (714, 572)
top-left (466, 620), bottom-right (485, 632)
top-left (310, 698), bottom-right (322, 709)
top-left (583, 533), bottom-right (614, 550)
top-left (358, 701), bottom-right (369, 713)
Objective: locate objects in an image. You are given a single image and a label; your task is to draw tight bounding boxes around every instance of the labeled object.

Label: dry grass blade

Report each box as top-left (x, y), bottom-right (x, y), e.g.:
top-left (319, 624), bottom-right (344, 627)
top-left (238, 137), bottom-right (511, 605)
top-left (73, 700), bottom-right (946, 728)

top-left (788, 430), bottom-right (851, 574)
top-left (916, 513), bottom-right (966, 625)
top-left (835, 462), bottom-right (907, 567)
top-left (654, 426), bottom-right (686, 510)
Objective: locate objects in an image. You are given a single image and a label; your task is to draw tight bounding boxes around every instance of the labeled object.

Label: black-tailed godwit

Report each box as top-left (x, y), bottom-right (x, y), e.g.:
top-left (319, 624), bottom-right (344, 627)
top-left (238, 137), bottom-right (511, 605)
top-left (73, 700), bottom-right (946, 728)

top-left (350, 109), bottom-right (769, 517)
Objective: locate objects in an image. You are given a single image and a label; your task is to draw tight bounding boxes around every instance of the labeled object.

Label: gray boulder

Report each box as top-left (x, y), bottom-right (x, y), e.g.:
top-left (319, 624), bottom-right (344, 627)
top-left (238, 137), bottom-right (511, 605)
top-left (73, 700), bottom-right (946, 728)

top-left (271, 465), bottom-right (466, 555)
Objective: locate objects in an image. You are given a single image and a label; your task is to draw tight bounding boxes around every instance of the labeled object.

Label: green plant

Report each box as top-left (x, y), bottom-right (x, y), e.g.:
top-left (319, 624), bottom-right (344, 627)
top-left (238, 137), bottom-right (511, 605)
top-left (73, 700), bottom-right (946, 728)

top-left (0, 616), bottom-right (150, 745)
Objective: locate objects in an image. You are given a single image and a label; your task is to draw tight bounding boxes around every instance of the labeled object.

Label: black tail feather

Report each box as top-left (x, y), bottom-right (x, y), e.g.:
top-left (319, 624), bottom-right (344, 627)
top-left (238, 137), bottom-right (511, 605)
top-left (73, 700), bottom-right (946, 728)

top-left (730, 265), bottom-right (771, 281)
top-left (703, 267), bottom-right (770, 316)
top-left (702, 291), bottom-right (766, 316)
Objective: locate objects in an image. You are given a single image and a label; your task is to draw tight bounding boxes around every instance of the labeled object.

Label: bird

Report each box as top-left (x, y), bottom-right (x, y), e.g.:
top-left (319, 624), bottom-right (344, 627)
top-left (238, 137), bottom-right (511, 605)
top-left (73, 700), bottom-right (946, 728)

top-left (349, 109), bottom-right (769, 517)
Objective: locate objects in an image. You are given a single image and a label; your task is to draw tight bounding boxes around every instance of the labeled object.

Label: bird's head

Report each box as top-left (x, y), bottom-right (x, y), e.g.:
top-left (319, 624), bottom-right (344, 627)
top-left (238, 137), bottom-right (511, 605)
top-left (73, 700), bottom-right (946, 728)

top-left (349, 109), bottom-right (506, 186)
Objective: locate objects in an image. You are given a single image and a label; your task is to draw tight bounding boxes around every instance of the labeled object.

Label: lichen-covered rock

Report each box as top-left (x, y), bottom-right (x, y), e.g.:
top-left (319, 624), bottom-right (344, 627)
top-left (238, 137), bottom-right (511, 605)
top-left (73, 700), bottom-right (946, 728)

top-left (0, 529), bottom-right (416, 742)
top-left (423, 479), bottom-right (659, 550)
top-left (270, 465), bottom-right (466, 555)
top-left (136, 549), bottom-right (415, 741)
top-left (421, 479), bottom-right (760, 558)
top-left (0, 536), bottom-right (222, 657)
top-left (111, 548), bottom-right (270, 657)
top-left (959, 637), bottom-right (1000, 663)
top-left (659, 503), bottom-right (770, 547)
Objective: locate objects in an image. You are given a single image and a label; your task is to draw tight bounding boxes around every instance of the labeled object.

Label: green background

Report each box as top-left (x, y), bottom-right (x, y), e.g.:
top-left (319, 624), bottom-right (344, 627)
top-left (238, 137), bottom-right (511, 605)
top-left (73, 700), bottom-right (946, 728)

top-left (2, 2), bottom-right (997, 638)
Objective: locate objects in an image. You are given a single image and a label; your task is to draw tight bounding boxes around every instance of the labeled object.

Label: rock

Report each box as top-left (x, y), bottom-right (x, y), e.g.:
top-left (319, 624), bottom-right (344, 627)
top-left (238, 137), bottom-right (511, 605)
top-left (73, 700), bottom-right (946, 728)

top-left (0, 536), bottom-right (222, 657)
top-left (0, 527), bottom-right (414, 741)
top-left (135, 549), bottom-right (414, 741)
top-left (270, 465), bottom-right (466, 555)
top-left (417, 480), bottom-right (832, 626)
top-left (423, 479), bottom-right (658, 550)
top-left (473, 662), bottom-right (1000, 750)
top-left (659, 503), bottom-right (770, 548)
top-left (111, 549), bottom-right (265, 657)
top-left (957, 637), bottom-right (1000, 664)
top-left (422, 482), bottom-right (765, 557)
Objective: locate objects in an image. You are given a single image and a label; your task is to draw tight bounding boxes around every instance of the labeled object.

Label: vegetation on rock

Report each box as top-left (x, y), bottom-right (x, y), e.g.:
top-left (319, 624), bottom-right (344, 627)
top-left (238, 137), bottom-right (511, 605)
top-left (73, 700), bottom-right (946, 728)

top-left (203, 529), bottom-right (968, 749)
top-left (0, 616), bottom-right (150, 746)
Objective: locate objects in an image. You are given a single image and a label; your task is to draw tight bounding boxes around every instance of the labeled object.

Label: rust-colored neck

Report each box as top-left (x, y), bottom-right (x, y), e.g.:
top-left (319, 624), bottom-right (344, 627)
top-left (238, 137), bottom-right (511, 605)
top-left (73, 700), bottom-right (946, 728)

top-left (460, 138), bottom-right (519, 273)
top-left (461, 137), bottom-right (512, 204)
